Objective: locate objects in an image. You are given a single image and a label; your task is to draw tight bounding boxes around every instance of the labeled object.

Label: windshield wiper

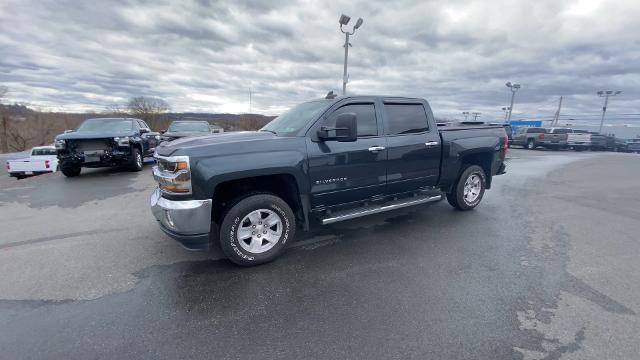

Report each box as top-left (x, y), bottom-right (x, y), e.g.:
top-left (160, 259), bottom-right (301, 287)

top-left (260, 129), bottom-right (277, 134)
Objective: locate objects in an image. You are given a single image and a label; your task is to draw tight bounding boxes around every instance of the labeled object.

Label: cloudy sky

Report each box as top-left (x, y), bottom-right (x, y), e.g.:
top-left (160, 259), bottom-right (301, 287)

top-left (1, 0), bottom-right (639, 123)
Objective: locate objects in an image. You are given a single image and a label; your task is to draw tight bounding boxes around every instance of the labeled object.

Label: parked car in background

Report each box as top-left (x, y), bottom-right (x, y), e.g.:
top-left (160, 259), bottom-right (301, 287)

top-left (55, 118), bottom-right (159, 177)
top-left (150, 95), bottom-right (508, 265)
top-left (510, 127), bottom-right (547, 149)
top-left (160, 121), bottom-right (213, 142)
top-left (614, 138), bottom-right (640, 153)
top-left (567, 129), bottom-right (591, 151)
top-left (6, 146), bottom-right (58, 179)
top-left (589, 132), bottom-right (615, 151)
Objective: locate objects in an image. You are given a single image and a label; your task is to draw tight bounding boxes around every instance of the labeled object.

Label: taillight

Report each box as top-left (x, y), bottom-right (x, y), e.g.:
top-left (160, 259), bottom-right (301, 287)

top-left (538, 133), bottom-right (545, 140)
top-left (45, 160), bottom-right (50, 169)
top-left (504, 136), bottom-right (508, 155)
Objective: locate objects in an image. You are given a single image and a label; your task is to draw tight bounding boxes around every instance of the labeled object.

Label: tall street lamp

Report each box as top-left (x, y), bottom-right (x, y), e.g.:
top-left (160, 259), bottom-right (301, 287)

top-left (505, 82), bottom-right (521, 122)
top-left (597, 90), bottom-right (621, 133)
top-left (339, 14), bottom-right (363, 95)
top-left (462, 111), bottom-right (469, 121)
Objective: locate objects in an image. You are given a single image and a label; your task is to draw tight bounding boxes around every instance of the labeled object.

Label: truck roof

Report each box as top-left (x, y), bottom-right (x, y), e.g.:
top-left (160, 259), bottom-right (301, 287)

top-left (318, 95), bottom-right (427, 102)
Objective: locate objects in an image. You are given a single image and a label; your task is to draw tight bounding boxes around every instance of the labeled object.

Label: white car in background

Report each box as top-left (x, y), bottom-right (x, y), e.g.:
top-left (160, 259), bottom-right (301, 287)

top-left (567, 129), bottom-right (592, 151)
top-left (6, 146), bottom-right (59, 179)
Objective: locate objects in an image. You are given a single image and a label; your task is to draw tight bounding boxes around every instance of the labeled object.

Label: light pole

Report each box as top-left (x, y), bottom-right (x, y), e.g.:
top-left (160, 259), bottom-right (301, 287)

top-left (501, 107), bottom-right (510, 121)
top-left (462, 111), bottom-right (469, 121)
top-left (597, 90), bottom-right (621, 133)
top-left (505, 82), bottom-right (521, 121)
top-left (339, 14), bottom-right (363, 95)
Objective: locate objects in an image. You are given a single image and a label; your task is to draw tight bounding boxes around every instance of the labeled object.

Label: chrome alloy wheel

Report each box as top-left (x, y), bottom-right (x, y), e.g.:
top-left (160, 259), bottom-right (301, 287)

top-left (463, 174), bottom-right (481, 204)
top-left (237, 209), bottom-right (283, 254)
top-left (136, 152), bottom-right (143, 168)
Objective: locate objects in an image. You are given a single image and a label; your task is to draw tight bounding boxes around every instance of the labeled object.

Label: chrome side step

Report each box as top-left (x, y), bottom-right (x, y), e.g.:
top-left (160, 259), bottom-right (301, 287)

top-left (320, 194), bottom-right (443, 225)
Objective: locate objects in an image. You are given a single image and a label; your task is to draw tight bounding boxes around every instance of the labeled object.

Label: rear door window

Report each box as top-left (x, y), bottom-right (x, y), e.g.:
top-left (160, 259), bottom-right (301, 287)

top-left (384, 104), bottom-right (429, 135)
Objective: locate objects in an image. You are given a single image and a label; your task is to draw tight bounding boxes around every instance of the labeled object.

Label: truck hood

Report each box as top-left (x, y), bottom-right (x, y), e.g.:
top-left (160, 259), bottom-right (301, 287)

top-left (56, 131), bottom-right (135, 140)
top-left (155, 131), bottom-right (277, 156)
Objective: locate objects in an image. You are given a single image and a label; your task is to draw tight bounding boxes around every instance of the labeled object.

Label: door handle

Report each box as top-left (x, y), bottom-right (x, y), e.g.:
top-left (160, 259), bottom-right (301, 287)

top-left (368, 146), bottom-right (386, 152)
top-left (425, 141), bottom-right (439, 148)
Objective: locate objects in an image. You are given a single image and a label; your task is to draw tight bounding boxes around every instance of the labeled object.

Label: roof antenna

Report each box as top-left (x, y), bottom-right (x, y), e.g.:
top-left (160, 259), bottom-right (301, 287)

top-left (325, 91), bottom-right (337, 99)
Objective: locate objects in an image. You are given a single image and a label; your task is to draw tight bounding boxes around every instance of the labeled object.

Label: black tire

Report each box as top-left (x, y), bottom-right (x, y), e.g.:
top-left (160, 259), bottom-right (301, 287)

top-left (526, 139), bottom-right (536, 150)
top-left (129, 147), bottom-right (143, 171)
top-left (61, 166), bottom-right (81, 177)
top-left (219, 194), bottom-right (296, 266)
top-left (446, 165), bottom-right (487, 211)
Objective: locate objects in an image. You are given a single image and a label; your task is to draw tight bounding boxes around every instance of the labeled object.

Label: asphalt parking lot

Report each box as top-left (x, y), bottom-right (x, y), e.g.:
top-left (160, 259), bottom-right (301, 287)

top-left (1, 149), bottom-right (639, 359)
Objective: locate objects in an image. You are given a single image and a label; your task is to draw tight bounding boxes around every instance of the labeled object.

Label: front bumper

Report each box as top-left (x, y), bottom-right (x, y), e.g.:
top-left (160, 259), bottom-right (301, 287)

top-left (59, 150), bottom-right (131, 167)
top-left (150, 188), bottom-right (213, 251)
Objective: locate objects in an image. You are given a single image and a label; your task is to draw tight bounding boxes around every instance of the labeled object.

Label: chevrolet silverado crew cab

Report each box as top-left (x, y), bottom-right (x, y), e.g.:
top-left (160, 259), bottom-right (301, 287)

top-left (55, 117), bottom-right (159, 177)
top-left (150, 96), bottom-right (508, 266)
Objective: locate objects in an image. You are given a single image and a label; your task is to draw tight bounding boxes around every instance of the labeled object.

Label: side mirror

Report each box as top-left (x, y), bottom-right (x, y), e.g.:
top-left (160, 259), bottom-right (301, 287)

top-left (317, 113), bottom-right (357, 142)
top-left (160, 129), bottom-right (166, 134)
top-left (140, 128), bottom-right (150, 134)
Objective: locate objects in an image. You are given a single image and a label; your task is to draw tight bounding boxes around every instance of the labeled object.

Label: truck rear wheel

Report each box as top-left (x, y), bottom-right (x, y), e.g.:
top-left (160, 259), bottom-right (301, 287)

top-left (61, 166), bottom-right (81, 177)
top-left (219, 194), bottom-right (296, 266)
top-left (446, 165), bottom-right (486, 211)
top-left (527, 139), bottom-right (536, 150)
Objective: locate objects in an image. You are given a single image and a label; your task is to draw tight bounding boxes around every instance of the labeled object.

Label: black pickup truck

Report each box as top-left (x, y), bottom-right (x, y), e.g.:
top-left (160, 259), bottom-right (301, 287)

top-left (55, 117), bottom-right (159, 177)
top-left (151, 96), bottom-right (508, 265)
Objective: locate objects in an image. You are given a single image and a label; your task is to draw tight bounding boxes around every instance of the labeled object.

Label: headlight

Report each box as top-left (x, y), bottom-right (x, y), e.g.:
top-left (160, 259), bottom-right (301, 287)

top-left (54, 138), bottom-right (66, 149)
top-left (153, 155), bottom-right (192, 195)
top-left (114, 136), bottom-right (130, 147)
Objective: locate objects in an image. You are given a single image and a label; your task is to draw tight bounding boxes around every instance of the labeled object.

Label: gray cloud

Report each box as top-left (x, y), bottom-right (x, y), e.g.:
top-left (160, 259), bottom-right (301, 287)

top-left (0, 0), bottom-right (639, 124)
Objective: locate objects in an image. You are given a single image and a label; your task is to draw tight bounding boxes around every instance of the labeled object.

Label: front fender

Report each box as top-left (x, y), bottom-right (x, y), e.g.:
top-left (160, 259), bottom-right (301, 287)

top-left (191, 150), bottom-right (309, 200)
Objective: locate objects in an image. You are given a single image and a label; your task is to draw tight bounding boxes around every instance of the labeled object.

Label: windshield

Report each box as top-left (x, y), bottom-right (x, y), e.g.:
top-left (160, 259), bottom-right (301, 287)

top-left (77, 118), bottom-right (133, 132)
top-left (168, 122), bottom-right (210, 132)
top-left (261, 101), bottom-right (330, 136)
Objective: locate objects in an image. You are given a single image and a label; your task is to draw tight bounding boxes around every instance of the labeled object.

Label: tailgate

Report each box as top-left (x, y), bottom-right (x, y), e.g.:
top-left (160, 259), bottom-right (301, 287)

top-left (567, 133), bottom-right (590, 144)
top-left (7, 159), bottom-right (47, 172)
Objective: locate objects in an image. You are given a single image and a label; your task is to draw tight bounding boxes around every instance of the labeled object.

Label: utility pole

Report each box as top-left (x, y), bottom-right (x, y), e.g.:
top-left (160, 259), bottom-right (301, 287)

top-left (597, 90), bottom-right (621, 133)
top-left (339, 14), bottom-right (363, 95)
top-left (249, 88), bottom-right (252, 114)
top-left (551, 96), bottom-right (563, 126)
top-left (472, 112), bottom-right (481, 121)
top-left (462, 111), bottom-right (469, 121)
top-left (505, 82), bottom-right (521, 121)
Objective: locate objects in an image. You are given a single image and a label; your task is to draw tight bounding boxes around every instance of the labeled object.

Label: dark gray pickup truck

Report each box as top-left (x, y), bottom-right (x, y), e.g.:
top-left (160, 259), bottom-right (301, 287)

top-left (150, 96), bottom-right (508, 265)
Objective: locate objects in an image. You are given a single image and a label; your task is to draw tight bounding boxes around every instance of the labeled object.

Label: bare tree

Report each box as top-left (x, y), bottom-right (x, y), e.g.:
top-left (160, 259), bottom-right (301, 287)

top-left (0, 85), bottom-right (9, 153)
top-left (105, 103), bottom-right (129, 115)
top-left (127, 96), bottom-right (170, 129)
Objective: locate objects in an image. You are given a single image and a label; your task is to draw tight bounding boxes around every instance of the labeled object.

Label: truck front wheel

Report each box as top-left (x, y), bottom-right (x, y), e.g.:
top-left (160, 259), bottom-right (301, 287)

top-left (129, 147), bottom-right (143, 172)
top-left (219, 194), bottom-right (296, 266)
top-left (61, 165), bottom-right (81, 177)
top-left (446, 165), bottom-right (486, 211)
